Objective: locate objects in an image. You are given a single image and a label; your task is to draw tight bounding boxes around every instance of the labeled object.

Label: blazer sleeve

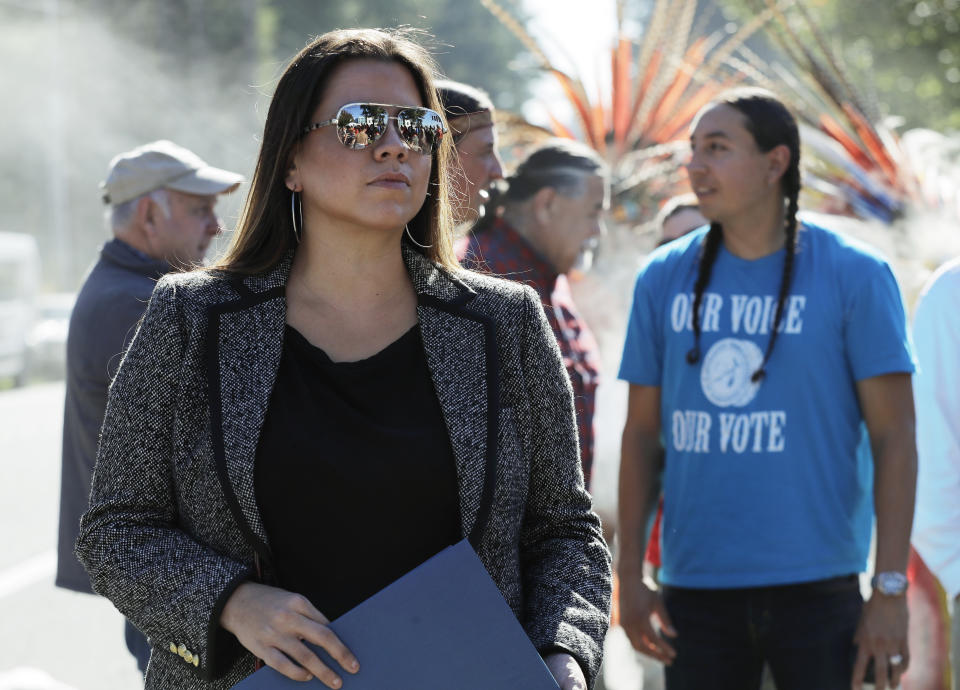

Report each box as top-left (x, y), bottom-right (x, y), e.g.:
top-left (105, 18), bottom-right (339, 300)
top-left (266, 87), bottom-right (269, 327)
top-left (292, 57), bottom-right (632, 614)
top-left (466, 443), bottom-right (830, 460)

top-left (76, 278), bottom-right (253, 681)
top-left (516, 284), bottom-right (612, 687)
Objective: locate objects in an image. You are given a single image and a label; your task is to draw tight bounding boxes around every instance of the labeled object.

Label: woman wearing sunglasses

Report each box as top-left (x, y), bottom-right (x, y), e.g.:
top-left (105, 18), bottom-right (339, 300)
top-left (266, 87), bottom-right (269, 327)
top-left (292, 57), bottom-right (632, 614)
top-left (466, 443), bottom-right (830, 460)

top-left (76, 28), bottom-right (610, 690)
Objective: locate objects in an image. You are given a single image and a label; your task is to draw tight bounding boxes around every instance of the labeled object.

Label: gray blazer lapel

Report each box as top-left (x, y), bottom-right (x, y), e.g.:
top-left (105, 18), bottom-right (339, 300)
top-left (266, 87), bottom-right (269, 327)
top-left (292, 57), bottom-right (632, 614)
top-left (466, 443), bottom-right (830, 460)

top-left (417, 300), bottom-right (489, 542)
top-left (207, 260), bottom-right (290, 561)
top-left (405, 246), bottom-right (499, 547)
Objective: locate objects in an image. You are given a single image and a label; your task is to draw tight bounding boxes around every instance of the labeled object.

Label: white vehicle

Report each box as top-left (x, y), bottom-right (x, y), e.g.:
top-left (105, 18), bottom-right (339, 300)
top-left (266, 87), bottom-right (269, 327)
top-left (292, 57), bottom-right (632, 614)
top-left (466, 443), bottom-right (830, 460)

top-left (0, 232), bottom-right (40, 387)
top-left (26, 292), bottom-right (75, 380)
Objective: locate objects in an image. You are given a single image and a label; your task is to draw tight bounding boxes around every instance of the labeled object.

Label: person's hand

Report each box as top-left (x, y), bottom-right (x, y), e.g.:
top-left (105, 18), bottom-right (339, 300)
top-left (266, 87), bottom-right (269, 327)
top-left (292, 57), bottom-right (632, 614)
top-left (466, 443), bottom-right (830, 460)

top-left (220, 581), bottom-right (359, 687)
top-left (850, 593), bottom-right (909, 690)
top-left (618, 576), bottom-right (677, 664)
top-left (544, 652), bottom-right (586, 690)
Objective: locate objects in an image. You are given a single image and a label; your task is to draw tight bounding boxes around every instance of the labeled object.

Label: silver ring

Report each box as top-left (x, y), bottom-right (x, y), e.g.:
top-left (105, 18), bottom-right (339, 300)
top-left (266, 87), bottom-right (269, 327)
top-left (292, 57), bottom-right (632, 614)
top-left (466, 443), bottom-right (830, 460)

top-left (888, 653), bottom-right (904, 666)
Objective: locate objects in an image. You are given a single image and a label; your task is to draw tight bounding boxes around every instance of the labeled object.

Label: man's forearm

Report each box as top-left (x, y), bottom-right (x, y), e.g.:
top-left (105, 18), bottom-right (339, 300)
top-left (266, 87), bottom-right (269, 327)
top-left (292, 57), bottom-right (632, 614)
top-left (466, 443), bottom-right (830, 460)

top-left (617, 429), bottom-right (662, 576)
top-left (872, 431), bottom-right (917, 575)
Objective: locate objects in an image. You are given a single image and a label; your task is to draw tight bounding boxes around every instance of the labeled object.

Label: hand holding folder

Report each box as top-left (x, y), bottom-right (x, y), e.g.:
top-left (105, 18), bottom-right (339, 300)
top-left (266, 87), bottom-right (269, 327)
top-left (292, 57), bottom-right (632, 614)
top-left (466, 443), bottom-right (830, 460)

top-left (231, 540), bottom-right (561, 689)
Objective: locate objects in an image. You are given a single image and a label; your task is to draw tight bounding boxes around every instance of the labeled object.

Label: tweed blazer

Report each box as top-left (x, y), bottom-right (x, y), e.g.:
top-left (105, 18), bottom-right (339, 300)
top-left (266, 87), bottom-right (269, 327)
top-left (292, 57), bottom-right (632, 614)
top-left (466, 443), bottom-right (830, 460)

top-left (77, 244), bottom-right (611, 689)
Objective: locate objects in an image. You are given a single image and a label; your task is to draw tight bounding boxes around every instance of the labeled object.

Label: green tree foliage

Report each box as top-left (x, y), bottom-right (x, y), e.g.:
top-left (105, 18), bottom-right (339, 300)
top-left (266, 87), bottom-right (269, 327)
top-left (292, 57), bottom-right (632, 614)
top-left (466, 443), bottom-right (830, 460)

top-left (723, 0), bottom-right (960, 132)
top-left (261, 0), bottom-right (533, 110)
top-left (74, 0), bottom-right (533, 109)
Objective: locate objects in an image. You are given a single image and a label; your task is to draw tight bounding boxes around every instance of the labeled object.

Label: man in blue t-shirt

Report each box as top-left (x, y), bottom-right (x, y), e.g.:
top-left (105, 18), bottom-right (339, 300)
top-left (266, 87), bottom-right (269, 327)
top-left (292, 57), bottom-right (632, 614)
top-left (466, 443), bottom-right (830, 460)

top-left (620, 221), bottom-right (911, 586)
top-left (617, 90), bottom-right (917, 690)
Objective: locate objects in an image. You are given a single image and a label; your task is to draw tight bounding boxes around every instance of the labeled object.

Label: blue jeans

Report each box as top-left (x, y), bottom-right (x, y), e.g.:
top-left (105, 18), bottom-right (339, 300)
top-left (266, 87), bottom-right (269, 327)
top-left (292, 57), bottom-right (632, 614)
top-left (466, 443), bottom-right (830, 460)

top-left (662, 575), bottom-right (863, 690)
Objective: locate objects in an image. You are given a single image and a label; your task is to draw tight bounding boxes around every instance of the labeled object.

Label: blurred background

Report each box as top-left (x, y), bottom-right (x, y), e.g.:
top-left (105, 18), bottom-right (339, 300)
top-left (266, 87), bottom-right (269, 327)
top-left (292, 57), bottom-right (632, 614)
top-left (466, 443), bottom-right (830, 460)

top-left (0, 0), bottom-right (958, 688)
top-left (0, 0), bottom-right (957, 379)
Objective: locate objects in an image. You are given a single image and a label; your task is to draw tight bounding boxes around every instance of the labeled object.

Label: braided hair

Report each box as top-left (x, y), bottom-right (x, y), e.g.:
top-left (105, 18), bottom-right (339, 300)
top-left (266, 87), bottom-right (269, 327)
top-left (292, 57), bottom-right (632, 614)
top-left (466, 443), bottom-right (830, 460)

top-left (686, 89), bottom-right (802, 382)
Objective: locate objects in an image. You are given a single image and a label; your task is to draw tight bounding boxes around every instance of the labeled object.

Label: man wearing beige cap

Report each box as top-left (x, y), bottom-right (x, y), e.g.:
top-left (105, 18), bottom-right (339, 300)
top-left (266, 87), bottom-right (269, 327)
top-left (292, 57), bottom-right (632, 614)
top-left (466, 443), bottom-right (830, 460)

top-left (56, 140), bottom-right (242, 672)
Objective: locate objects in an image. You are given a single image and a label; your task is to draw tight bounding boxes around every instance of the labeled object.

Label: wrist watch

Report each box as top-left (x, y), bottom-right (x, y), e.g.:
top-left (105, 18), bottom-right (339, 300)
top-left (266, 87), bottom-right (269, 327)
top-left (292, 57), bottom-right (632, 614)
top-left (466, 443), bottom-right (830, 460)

top-left (871, 571), bottom-right (908, 596)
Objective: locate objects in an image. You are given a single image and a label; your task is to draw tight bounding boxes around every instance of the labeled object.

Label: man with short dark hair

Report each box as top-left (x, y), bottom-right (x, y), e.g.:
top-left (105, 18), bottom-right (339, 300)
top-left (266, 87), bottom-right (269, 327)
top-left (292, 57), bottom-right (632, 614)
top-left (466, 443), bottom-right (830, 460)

top-left (56, 140), bottom-right (242, 671)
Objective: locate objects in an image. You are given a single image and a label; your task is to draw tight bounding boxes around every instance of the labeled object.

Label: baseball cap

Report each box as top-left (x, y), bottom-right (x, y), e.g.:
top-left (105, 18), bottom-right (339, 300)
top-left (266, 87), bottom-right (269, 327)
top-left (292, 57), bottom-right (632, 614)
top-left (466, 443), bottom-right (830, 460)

top-left (100, 140), bottom-right (244, 205)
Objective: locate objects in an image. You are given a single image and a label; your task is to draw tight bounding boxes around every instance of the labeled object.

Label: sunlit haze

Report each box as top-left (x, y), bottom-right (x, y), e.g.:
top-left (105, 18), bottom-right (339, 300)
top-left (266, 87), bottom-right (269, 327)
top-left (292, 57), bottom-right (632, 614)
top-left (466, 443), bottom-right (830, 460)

top-left (522, 0), bottom-right (619, 131)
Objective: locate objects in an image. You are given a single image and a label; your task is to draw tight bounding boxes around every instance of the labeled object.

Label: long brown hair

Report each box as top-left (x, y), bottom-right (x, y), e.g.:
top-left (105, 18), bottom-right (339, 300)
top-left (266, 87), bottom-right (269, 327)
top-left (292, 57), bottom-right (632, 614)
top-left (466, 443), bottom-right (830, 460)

top-left (215, 28), bottom-right (458, 275)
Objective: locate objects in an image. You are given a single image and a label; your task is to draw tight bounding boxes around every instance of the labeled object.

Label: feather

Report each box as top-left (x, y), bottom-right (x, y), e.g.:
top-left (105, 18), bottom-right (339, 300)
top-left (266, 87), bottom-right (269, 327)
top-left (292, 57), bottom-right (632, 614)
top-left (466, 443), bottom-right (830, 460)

top-left (842, 103), bottom-right (901, 188)
top-left (700, 1), bottom-right (787, 77)
top-left (631, 0), bottom-right (673, 112)
top-left (635, 0), bottom-right (698, 134)
top-left (793, 1), bottom-right (878, 122)
top-left (651, 78), bottom-right (735, 143)
top-left (545, 112), bottom-right (578, 140)
top-left (612, 36), bottom-right (633, 150)
top-left (549, 68), bottom-right (601, 149)
top-left (479, 0), bottom-right (554, 69)
top-left (819, 113), bottom-right (876, 172)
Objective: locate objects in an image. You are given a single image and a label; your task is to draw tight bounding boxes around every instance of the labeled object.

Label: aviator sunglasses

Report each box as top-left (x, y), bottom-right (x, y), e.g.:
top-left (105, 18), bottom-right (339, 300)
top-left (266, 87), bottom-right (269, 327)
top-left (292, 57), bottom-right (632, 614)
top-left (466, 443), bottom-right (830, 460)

top-left (303, 102), bottom-right (447, 154)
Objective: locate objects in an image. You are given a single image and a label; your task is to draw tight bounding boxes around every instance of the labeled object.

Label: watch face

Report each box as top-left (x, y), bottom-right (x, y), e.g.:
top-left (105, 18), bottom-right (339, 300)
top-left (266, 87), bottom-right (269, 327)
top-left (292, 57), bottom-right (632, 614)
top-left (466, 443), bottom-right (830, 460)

top-left (875, 572), bottom-right (908, 595)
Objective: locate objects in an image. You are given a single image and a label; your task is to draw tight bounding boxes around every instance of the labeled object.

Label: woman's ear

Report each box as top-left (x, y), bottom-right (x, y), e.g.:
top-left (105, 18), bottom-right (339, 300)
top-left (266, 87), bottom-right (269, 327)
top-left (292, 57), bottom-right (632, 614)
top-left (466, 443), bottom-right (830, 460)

top-left (766, 144), bottom-right (791, 186)
top-left (532, 187), bottom-right (556, 226)
top-left (285, 148), bottom-right (301, 192)
top-left (285, 168), bottom-right (300, 192)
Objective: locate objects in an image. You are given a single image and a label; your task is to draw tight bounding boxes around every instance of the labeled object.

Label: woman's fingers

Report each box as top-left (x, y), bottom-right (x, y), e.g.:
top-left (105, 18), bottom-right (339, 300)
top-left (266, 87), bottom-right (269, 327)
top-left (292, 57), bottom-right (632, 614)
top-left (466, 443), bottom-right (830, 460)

top-left (221, 582), bottom-right (360, 684)
top-left (256, 625), bottom-right (357, 688)
top-left (296, 620), bottom-right (361, 677)
top-left (261, 646), bottom-right (314, 683)
top-left (283, 638), bottom-right (345, 689)
top-left (543, 652), bottom-right (587, 690)
top-left (288, 592), bottom-right (330, 624)
top-left (289, 597), bottom-right (360, 675)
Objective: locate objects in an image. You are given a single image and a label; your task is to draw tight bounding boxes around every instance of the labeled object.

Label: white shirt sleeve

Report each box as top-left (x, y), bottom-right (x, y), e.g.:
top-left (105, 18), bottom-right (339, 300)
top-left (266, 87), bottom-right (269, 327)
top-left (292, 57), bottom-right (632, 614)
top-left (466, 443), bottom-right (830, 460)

top-left (911, 257), bottom-right (960, 600)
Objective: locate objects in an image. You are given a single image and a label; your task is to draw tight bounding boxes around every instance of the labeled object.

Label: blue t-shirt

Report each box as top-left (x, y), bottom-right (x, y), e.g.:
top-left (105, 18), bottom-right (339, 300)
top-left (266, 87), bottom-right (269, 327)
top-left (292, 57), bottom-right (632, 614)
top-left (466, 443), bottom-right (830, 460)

top-left (618, 221), bottom-right (914, 588)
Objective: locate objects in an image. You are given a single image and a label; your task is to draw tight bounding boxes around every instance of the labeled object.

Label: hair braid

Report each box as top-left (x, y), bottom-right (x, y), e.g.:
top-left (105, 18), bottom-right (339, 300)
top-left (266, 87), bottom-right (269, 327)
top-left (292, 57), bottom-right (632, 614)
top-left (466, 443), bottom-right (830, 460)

top-left (686, 223), bottom-right (723, 364)
top-left (686, 88), bottom-right (802, 380)
top-left (751, 188), bottom-right (799, 382)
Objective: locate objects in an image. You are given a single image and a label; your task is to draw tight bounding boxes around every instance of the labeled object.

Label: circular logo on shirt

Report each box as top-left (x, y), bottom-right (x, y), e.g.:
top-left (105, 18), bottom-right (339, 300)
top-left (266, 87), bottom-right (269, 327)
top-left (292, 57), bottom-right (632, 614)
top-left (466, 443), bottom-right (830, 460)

top-left (700, 338), bottom-right (764, 408)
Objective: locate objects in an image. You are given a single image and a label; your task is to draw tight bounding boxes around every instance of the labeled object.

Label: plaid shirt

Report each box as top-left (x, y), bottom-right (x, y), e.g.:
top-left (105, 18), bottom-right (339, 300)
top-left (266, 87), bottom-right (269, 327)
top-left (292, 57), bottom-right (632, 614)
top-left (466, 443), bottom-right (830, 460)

top-left (460, 219), bottom-right (601, 486)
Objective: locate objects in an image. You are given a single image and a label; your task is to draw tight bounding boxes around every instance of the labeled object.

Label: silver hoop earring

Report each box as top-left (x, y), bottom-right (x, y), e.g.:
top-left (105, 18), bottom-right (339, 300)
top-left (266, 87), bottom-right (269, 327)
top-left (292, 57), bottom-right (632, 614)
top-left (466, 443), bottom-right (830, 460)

top-left (290, 190), bottom-right (302, 244)
top-left (404, 224), bottom-right (432, 249)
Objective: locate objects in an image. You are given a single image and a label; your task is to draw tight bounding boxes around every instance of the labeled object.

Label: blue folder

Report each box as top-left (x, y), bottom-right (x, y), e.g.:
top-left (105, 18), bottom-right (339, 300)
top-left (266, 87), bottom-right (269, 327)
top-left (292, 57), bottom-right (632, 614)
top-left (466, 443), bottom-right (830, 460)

top-left (231, 539), bottom-right (561, 689)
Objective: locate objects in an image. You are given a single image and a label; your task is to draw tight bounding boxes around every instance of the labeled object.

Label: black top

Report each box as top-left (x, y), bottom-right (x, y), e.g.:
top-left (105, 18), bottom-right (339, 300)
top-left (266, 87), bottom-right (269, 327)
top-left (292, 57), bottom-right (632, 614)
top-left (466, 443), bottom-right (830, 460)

top-left (254, 323), bottom-right (461, 619)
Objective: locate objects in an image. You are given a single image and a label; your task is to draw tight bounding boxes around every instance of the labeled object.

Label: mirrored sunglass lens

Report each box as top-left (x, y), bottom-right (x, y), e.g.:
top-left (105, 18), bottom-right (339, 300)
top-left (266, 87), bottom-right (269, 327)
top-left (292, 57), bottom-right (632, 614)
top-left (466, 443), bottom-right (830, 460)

top-left (398, 108), bottom-right (445, 153)
top-left (337, 104), bottom-right (388, 149)
top-left (335, 104), bottom-right (445, 152)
